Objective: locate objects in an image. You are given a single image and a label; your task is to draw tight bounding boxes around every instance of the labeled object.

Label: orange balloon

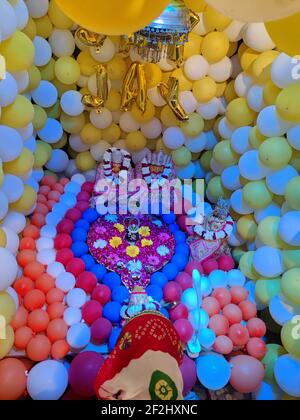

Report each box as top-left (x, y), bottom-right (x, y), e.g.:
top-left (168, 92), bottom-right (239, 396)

top-left (26, 335), bottom-right (51, 362)
top-left (39, 186), bottom-right (51, 195)
top-left (11, 306), bottom-right (29, 330)
top-left (35, 273), bottom-right (55, 294)
top-left (31, 213), bottom-right (45, 228)
top-left (13, 277), bottom-right (35, 297)
top-left (46, 200), bottom-right (56, 211)
top-left (47, 319), bottom-right (68, 342)
top-left (0, 358), bottom-right (27, 400)
top-left (51, 340), bottom-right (70, 360)
top-left (24, 262), bottom-right (45, 280)
top-left (46, 288), bottom-right (65, 304)
top-left (54, 183), bottom-right (64, 194)
top-left (37, 194), bottom-right (47, 204)
top-left (14, 326), bottom-right (34, 350)
top-left (59, 178), bottom-right (69, 186)
top-left (17, 250), bottom-right (37, 268)
top-left (35, 203), bottom-right (49, 216)
top-left (41, 176), bottom-right (56, 188)
top-left (22, 225), bottom-right (40, 240)
top-left (27, 309), bottom-right (50, 333)
top-left (20, 237), bottom-right (36, 251)
top-left (24, 289), bottom-right (46, 311)
top-left (47, 302), bottom-right (65, 320)
top-left (48, 191), bottom-right (61, 202)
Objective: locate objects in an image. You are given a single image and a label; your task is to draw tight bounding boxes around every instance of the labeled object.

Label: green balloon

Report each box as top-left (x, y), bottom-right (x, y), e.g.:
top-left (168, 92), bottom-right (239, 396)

top-left (262, 344), bottom-right (287, 383)
top-left (281, 318), bottom-right (300, 359)
top-left (243, 180), bottom-right (273, 210)
top-left (255, 279), bottom-right (281, 306)
top-left (282, 268), bottom-right (300, 306)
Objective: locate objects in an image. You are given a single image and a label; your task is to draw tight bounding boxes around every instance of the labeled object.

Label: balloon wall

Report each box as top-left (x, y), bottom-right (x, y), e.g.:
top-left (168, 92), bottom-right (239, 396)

top-left (0, 0), bottom-right (300, 401)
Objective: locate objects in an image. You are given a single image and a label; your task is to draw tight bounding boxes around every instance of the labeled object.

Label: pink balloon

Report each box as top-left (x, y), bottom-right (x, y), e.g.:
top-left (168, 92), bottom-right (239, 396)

top-left (91, 318), bottom-right (112, 344)
top-left (82, 182), bottom-right (94, 193)
top-left (247, 318), bottom-right (267, 338)
top-left (212, 288), bottom-right (231, 308)
top-left (202, 297), bottom-right (221, 317)
top-left (170, 303), bottom-right (189, 322)
top-left (174, 319), bottom-right (193, 343)
top-left (246, 338), bottom-right (267, 360)
top-left (77, 191), bottom-right (90, 202)
top-left (228, 324), bottom-right (250, 347)
top-left (230, 355), bottom-right (265, 393)
top-left (214, 335), bottom-right (234, 355)
top-left (82, 300), bottom-right (103, 325)
top-left (176, 272), bottom-right (193, 291)
top-left (209, 314), bottom-right (230, 336)
top-left (180, 354), bottom-right (197, 395)
top-left (203, 259), bottom-right (219, 275)
top-left (185, 261), bottom-right (204, 276)
top-left (164, 281), bottom-right (182, 302)
top-left (218, 255), bottom-right (235, 272)
top-left (239, 301), bottom-right (257, 321)
top-left (223, 304), bottom-right (243, 325)
top-left (177, 215), bottom-right (188, 232)
top-left (230, 286), bottom-right (248, 304)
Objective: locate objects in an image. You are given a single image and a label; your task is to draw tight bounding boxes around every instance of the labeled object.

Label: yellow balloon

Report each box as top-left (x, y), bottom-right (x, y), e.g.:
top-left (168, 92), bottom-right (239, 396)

top-left (237, 215), bottom-right (258, 242)
top-left (23, 17), bottom-right (37, 40)
top-left (259, 137), bottom-right (292, 170)
top-left (102, 123), bottom-right (121, 143)
top-left (282, 319), bottom-right (300, 358)
top-left (262, 344), bottom-right (287, 384)
top-left (27, 66), bottom-right (42, 92)
top-left (155, 137), bottom-right (172, 155)
top-left (207, 176), bottom-right (229, 202)
top-left (131, 100), bottom-right (155, 124)
top-left (55, 57), bottom-right (81, 85)
top-left (200, 151), bottom-right (213, 172)
top-left (0, 31), bottom-right (34, 72)
top-left (0, 228), bottom-right (7, 248)
top-left (180, 113), bottom-right (204, 137)
top-left (56, 0), bottom-right (170, 35)
top-left (276, 84), bottom-right (300, 123)
top-left (251, 51), bottom-right (279, 83)
top-left (201, 31), bottom-right (229, 64)
top-left (255, 279), bottom-right (281, 306)
top-left (105, 89), bottom-right (122, 112)
top-left (10, 186), bottom-right (37, 214)
top-left (232, 247), bottom-right (245, 264)
top-left (35, 15), bottom-right (53, 39)
top-left (193, 76), bottom-right (217, 103)
top-left (0, 292), bottom-right (16, 324)
top-left (291, 150), bottom-right (300, 172)
top-left (126, 131), bottom-right (147, 152)
top-left (183, 33), bottom-right (203, 59)
top-left (243, 180), bottom-right (273, 210)
top-left (46, 101), bottom-right (62, 120)
top-left (77, 50), bottom-right (99, 77)
top-left (52, 133), bottom-right (68, 150)
top-left (0, 325), bottom-right (14, 360)
top-left (240, 48), bottom-right (259, 72)
top-left (257, 216), bottom-right (290, 249)
top-left (0, 95), bottom-right (34, 129)
top-left (226, 98), bottom-right (257, 127)
top-left (172, 68), bottom-right (193, 92)
top-left (184, 0), bottom-right (206, 12)
top-left (81, 123), bottom-right (102, 145)
top-left (48, 0), bottom-right (74, 29)
top-left (34, 141), bottom-right (52, 168)
top-left (213, 140), bottom-right (239, 167)
top-left (266, 12), bottom-right (300, 57)
top-left (3, 148), bottom-right (34, 177)
top-left (224, 80), bottom-right (238, 103)
top-left (40, 58), bottom-right (56, 82)
top-left (282, 268), bottom-right (300, 306)
top-left (60, 112), bottom-right (86, 134)
top-left (239, 251), bottom-right (260, 281)
top-left (144, 63), bottom-right (162, 89)
top-left (203, 5), bottom-right (232, 31)
top-left (76, 151), bottom-right (96, 171)
top-left (249, 126), bottom-right (267, 149)
top-left (161, 106), bottom-right (180, 127)
top-left (107, 56), bottom-right (128, 81)
top-left (171, 147), bottom-right (192, 167)
top-left (33, 105), bottom-right (47, 131)
top-left (263, 80), bottom-right (281, 106)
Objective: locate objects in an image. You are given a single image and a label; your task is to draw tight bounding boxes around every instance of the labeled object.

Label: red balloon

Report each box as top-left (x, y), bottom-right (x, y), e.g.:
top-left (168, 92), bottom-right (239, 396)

top-left (47, 319), bottom-right (68, 342)
top-left (239, 300), bottom-right (257, 321)
top-left (223, 304), bottom-right (243, 325)
top-left (230, 355), bottom-right (265, 393)
top-left (65, 208), bottom-right (82, 222)
top-left (76, 271), bottom-right (97, 294)
top-left (230, 286), bottom-right (248, 304)
top-left (202, 297), bottom-right (221, 317)
top-left (66, 258), bottom-right (85, 277)
top-left (82, 300), bottom-right (103, 324)
top-left (185, 261), bottom-right (204, 276)
top-left (170, 303), bottom-right (189, 321)
top-left (177, 215), bottom-right (188, 232)
top-left (41, 175), bottom-right (56, 188)
top-left (91, 318), bottom-right (112, 344)
top-left (81, 182), bottom-right (94, 193)
top-left (209, 314), bottom-right (229, 336)
top-left (174, 319), bottom-right (193, 343)
top-left (24, 289), bottom-right (46, 311)
top-left (228, 324), bottom-right (250, 347)
top-left (76, 201), bottom-right (90, 212)
top-left (212, 287), bottom-right (231, 308)
top-left (11, 306), bottom-right (28, 330)
top-left (56, 248), bottom-right (74, 266)
top-left (203, 259), bottom-right (219, 275)
top-left (57, 219), bottom-right (75, 234)
top-left (54, 233), bottom-right (72, 249)
top-left (214, 335), bottom-right (234, 355)
top-left (175, 272), bottom-right (193, 291)
top-left (246, 338), bottom-right (267, 360)
top-left (26, 335), bottom-right (51, 362)
top-left (92, 285), bottom-right (111, 306)
top-left (163, 281), bottom-right (182, 302)
top-left (247, 318), bottom-right (267, 338)
top-left (27, 309), bottom-right (50, 333)
top-left (218, 255), bottom-right (235, 272)
top-left (77, 191), bottom-right (90, 202)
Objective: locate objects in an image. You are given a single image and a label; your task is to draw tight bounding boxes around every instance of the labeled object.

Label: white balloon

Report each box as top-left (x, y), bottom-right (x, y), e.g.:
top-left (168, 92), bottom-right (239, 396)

top-left (0, 126), bottom-right (23, 162)
top-left (247, 85), bottom-right (265, 112)
top-left (223, 21), bottom-right (245, 42)
top-left (6, 286), bottom-right (19, 309)
top-left (269, 294), bottom-right (300, 326)
top-left (2, 211), bottom-right (26, 233)
top-left (234, 72), bottom-right (253, 97)
top-left (90, 108), bottom-right (113, 129)
top-left (61, 91), bottom-right (84, 117)
top-left (46, 150), bottom-right (69, 172)
top-left (0, 248), bottom-right (18, 291)
top-left (253, 246), bottom-right (284, 278)
top-left (71, 173), bottom-right (86, 186)
top-left (37, 249), bottom-right (56, 265)
top-left (0, 0), bottom-right (17, 40)
top-left (239, 150), bottom-right (271, 181)
top-left (49, 29), bottom-right (75, 57)
top-left (231, 189), bottom-right (253, 215)
top-left (33, 36), bottom-right (52, 67)
top-left (231, 126), bottom-right (252, 154)
top-left (69, 134), bottom-right (90, 153)
top-left (66, 288), bottom-right (87, 308)
top-left (205, 130), bottom-right (218, 150)
top-left (243, 23), bottom-right (275, 52)
top-left (90, 38), bottom-right (116, 63)
top-left (266, 165), bottom-right (298, 195)
top-left (67, 323), bottom-right (91, 349)
top-left (141, 118), bottom-right (162, 139)
top-left (1, 174), bottom-right (24, 203)
top-left (119, 111), bottom-right (140, 132)
top-left (163, 127), bottom-right (185, 150)
top-left (218, 117), bottom-right (235, 139)
top-left (229, 225), bottom-right (245, 247)
top-left (185, 132), bottom-right (207, 153)
top-left (36, 237), bottom-right (54, 252)
top-left (19, 123), bottom-right (34, 140)
top-left (47, 262), bottom-right (65, 279)
top-left (271, 53), bottom-right (300, 88)
top-left (279, 211), bottom-right (300, 247)
top-left (210, 158), bottom-right (225, 175)
top-left (64, 307), bottom-right (82, 326)
top-left (147, 87), bottom-right (166, 107)
top-left (257, 105), bottom-right (291, 137)
top-left (26, 0), bottom-right (49, 18)
top-left (208, 56), bottom-right (233, 82)
top-left (32, 81), bottom-right (58, 108)
top-left (221, 165), bottom-right (241, 191)
top-left (179, 91), bottom-right (198, 114)
top-left (90, 140), bottom-right (111, 161)
top-left (254, 202), bottom-right (281, 223)
top-left (184, 55), bottom-right (209, 80)
top-left (12, 0), bottom-right (29, 30)
top-left (0, 191), bottom-right (8, 220)
top-left (287, 125), bottom-right (300, 151)
top-left (56, 272), bottom-right (76, 293)
top-left (0, 72), bottom-right (18, 107)
top-left (2, 227), bottom-right (19, 254)
top-left (197, 98), bottom-right (220, 120)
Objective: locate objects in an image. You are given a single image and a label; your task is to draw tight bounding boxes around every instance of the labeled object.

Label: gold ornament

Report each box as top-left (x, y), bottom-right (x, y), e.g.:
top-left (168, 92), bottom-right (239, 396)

top-left (82, 65), bottom-right (109, 113)
top-left (75, 28), bottom-right (107, 53)
top-left (159, 77), bottom-right (189, 121)
top-left (121, 62), bottom-right (147, 113)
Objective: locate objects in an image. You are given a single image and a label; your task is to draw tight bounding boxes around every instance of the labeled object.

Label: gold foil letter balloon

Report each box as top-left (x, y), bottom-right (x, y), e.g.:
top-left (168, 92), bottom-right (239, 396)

top-left (55, 0), bottom-right (170, 35)
top-left (205, 0), bottom-right (300, 22)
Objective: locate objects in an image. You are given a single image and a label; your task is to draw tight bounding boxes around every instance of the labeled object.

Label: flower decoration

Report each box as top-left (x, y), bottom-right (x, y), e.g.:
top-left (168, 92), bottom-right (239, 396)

top-left (110, 236), bottom-right (123, 249)
top-left (105, 214), bottom-right (118, 223)
top-left (127, 260), bottom-right (142, 273)
top-left (114, 223), bottom-right (125, 233)
top-left (149, 371), bottom-right (178, 401)
top-left (93, 239), bottom-right (107, 249)
top-left (148, 254), bottom-right (160, 266)
top-left (157, 245), bottom-right (170, 257)
top-left (139, 226), bottom-right (151, 237)
top-left (153, 219), bottom-right (163, 228)
top-left (126, 245), bottom-right (140, 258)
top-left (141, 239), bottom-right (153, 247)
top-left (95, 225), bottom-right (107, 235)
top-left (159, 232), bottom-right (171, 241)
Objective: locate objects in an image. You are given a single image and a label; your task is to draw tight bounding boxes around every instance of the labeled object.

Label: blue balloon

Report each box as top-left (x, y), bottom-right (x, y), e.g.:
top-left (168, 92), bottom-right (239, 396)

top-left (174, 231), bottom-right (186, 244)
top-left (169, 223), bottom-right (179, 233)
top-left (67, 323), bottom-right (91, 349)
top-left (171, 254), bottom-right (188, 271)
top-left (83, 208), bottom-right (98, 223)
top-left (150, 272), bottom-right (168, 288)
top-left (103, 272), bottom-right (121, 290)
top-left (274, 355), bottom-right (300, 397)
top-left (103, 301), bottom-right (122, 324)
top-left (81, 254), bottom-right (95, 270)
top-left (52, 202), bottom-right (68, 217)
top-left (196, 354), bottom-right (231, 391)
top-left (112, 286), bottom-right (130, 303)
top-left (71, 241), bottom-right (89, 257)
top-left (71, 228), bottom-right (88, 242)
top-left (27, 361), bottom-right (69, 400)
top-left (64, 181), bottom-right (81, 196)
top-left (146, 284), bottom-right (163, 302)
top-left (91, 264), bottom-right (107, 281)
top-left (109, 327), bottom-right (122, 351)
top-left (61, 193), bottom-right (77, 208)
top-left (160, 307), bottom-right (170, 319)
top-left (162, 263), bottom-right (179, 280)
top-left (75, 219), bottom-right (90, 231)
top-left (175, 243), bottom-right (190, 257)
top-left (198, 328), bottom-right (216, 349)
top-left (45, 212), bottom-right (61, 226)
top-left (162, 213), bottom-right (176, 225)
top-left (254, 381), bottom-right (282, 401)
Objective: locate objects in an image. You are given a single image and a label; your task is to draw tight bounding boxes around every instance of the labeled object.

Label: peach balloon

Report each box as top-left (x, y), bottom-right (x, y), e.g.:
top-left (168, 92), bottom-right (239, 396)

top-left (24, 290), bottom-right (46, 311)
top-left (230, 355), bottom-right (265, 393)
top-left (51, 340), bottom-right (70, 360)
top-left (0, 358), bottom-right (27, 400)
top-left (47, 319), bottom-right (68, 343)
top-left (14, 326), bottom-right (34, 350)
top-left (27, 309), bottom-right (50, 333)
top-left (26, 335), bottom-right (51, 362)
top-left (11, 306), bottom-right (28, 330)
